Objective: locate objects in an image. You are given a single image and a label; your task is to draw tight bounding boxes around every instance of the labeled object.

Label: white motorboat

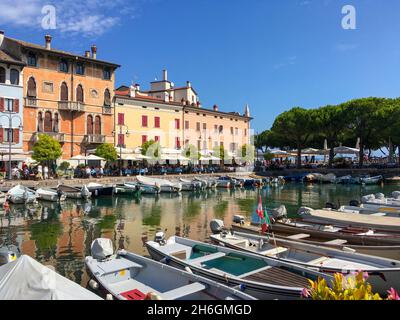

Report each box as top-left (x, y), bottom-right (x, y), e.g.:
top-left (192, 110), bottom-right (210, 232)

top-left (57, 184), bottom-right (91, 199)
top-left (36, 188), bottom-right (64, 202)
top-left (210, 230), bottom-right (400, 295)
top-left (136, 176), bottom-right (181, 193)
top-left (85, 238), bottom-right (255, 300)
top-left (6, 185), bottom-right (37, 204)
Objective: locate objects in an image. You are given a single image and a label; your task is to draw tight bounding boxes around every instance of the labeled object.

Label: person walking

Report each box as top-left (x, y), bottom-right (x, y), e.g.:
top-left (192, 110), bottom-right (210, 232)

top-left (44, 165), bottom-right (49, 180)
top-left (37, 164), bottom-right (43, 180)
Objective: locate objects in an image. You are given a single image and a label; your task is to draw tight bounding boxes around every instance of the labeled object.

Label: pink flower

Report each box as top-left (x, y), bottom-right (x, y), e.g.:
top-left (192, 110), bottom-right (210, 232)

top-left (387, 288), bottom-right (400, 300)
top-left (362, 271), bottom-right (369, 281)
top-left (301, 288), bottom-right (311, 298)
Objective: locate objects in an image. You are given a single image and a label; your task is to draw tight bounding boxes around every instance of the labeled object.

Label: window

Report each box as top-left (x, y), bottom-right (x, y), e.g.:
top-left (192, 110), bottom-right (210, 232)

top-left (175, 137), bottom-right (181, 149)
top-left (214, 125), bottom-right (218, 134)
top-left (95, 116), bottom-right (101, 134)
top-left (76, 85), bottom-right (84, 103)
top-left (76, 63), bottom-right (85, 75)
top-left (44, 111), bottom-right (53, 132)
top-left (27, 77), bottom-right (37, 98)
top-left (175, 119), bottom-right (180, 130)
top-left (60, 82), bottom-right (68, 101)
top-left (37, 112), bottom-right (43, 132)
top-left (154, 136), bottom-right (160, 142)
top-left (27, 53), bottom-right (37, 67)
top-left (118, 134), bottom-right (125, 146)
top-left (142, 135), bottom-right (147, 145)
top-left (244, 129), bottom-right (247, 136)
top-left (104, 89), bottom-right (111, 106)
top-left (197, 140), bottom-right (201, 151)
top-left (230, 127), bottom-right (234, 135)
top-left (154, 117), bottom-right (160, 128)
top-left (142, 115), bottom-right (148, 127)
top-left (219, 125), bottom-right (224, 134)
top-left (59, 59), bottom-right (69, 73)
top-left (5, 98), bottom-right (18, 112)
top-left (235, 127), bottom-right (238, 135)
top-left (11, 69), bottom-right (21, 85)
top-left (0, 67), bottom-right (5, 83)
top-left (196, 122), bottom-right (200, 131)
top-left (203, 123), bottom-right (207, 130)
top-left (118, 113), bottom-right (125, 125)
top-left (87, 115), bottom-right (93, 134)
top-left (54, 113), bottom-right (59, 132)
top-left (185, 121), bottom-right (189, 129)
top-left (103, 68), bottom-right (111, 80)
top-left (4, 129), bottom-right (13, 143)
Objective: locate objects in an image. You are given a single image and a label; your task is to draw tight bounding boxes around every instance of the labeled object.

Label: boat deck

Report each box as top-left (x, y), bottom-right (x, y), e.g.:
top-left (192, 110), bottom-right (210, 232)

top-left (242, 266), bottom-right (310, 288)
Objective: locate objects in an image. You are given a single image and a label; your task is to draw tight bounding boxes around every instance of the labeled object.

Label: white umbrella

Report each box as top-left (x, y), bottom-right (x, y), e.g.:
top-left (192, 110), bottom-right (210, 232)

top-left (334, 146), bottom-right (360, 155)
top-left (120, 154), bottom-right (138, 161)
top-left (86, 154), bottom-right (105, 161)
top-left (70, 155), bottom-right (86, 161)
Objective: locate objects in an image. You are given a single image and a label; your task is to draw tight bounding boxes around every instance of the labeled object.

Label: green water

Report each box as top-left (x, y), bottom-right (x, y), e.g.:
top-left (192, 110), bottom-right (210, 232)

top-left (1, 182), bottom-right (399, 286)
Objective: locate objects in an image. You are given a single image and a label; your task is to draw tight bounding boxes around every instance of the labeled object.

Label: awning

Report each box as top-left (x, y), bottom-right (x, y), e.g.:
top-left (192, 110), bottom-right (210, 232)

top-left (120, 154), bottom-right (138, 161)
top-left (86, 155), bottom-right (105, 161)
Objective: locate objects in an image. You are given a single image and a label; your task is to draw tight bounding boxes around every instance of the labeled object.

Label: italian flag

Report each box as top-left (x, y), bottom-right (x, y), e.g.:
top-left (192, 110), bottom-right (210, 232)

top-left (256, 195), bottom-right (271, 234)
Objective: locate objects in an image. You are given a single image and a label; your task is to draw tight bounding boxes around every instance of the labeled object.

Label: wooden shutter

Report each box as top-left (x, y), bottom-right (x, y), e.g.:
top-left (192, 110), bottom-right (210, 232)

top-left (87, 115), bottom-right (93, 134)
top-left (175, 119), bottom-right (180, 130)
top-left (13, 99), bottom-right (19, 113)
top-left (118, 113), bottom-right (124, 125)
top-left (118, 134), bottom-right (124, 146)
top-left (142, 135), bottom-right (147, 145)
top-left (13, 129), bottom-right (19, 143)
top-left (142, 115), bottom-right (148, 127)
top-left (155, 117), bottom-right (160, 128)
top-left (27, 78), bottom-right (36, 97)
top-left (104, 89), bottom-right (111, 106)
top-left (95, 116), bottom-right (101, 135)
top-left (0, 98), bottom-right (4, 112)
top-left (44, 111), bottom-right (52, 132)
top-left (61, 83), bottom-right (68, 101)
top-left (76, 85), bottom-right (83, 102)
top-left (155, 136), bottom-right (160, 142)
top-left (0, 128), bottom-right (3, 143)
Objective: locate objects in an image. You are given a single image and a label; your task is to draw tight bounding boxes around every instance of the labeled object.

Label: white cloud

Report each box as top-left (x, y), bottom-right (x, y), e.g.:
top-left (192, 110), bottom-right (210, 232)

top-left (335, 43), bottom-right (359, 52)
top-left (0, 0), bottom-right (138, 37)
top-left (274, 56), bottom-right (297, 70)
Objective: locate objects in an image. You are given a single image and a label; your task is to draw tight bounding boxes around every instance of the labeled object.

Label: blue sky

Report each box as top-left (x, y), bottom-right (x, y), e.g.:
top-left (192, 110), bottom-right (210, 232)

top-left (1, 0), bottom-right (400, 132)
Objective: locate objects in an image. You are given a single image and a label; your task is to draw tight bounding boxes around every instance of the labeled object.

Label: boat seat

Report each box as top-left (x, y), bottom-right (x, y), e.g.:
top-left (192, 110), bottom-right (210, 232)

top-left (161, 282), bottom-right (207, 300)
top-left (190, 252), bottom-right (226, 265)
top-left (259, 247), bottom-right (288, 256)
top-left (324, 239), bottom-right (348, 245)
top-left (370, 213), bottom-right (387, 217)
top-left (97, 258), bottom-right (143, 276)
top-left (307, 256), bottom-right (330, 265)
top-left (286, 233), bottom-right (311, 240)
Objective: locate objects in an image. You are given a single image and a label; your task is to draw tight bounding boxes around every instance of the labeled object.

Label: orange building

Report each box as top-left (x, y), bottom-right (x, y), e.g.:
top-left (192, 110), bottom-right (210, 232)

top-left (1, 34), bottom-right (120, 159)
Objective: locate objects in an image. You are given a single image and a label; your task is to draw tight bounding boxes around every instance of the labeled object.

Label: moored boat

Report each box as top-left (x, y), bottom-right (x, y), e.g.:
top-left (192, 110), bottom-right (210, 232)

top-left (360, 175), bottom-right (383, 185)
top-left (6, 185), bottom-right (37, 204)
top-left (57, 184), bottom-right (91, 199)
top-left (87, 183), bottom-right (114, 197)
top-left (36, 188), bottom-right (64, 202)
top-left (136, 176), bottom-right (181, 193)
top-left (210, 229), bottom-right (400, 294)
top-left (146, 236), bottom-right (331, 300)
top-left (114, 183), bottom-right (142, 196)
top-left (85, 238), bottom-right (256, 300)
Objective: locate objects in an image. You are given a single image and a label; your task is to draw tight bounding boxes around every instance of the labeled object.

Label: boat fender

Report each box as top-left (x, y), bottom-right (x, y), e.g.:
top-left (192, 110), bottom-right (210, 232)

top-left (89, 279), bottom-right (99, 290)
top-left (106, 294), bottom-right (113, 300)
top-left (161, 257), bottom-right (171, 265)
top-left (185, 266), bottom-right (193, 274)
top-left (239, 284), bottom-right (246, 292)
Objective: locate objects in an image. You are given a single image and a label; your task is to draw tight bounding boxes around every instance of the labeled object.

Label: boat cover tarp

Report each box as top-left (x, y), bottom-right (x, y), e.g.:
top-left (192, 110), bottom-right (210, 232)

top-left (91, 238), bottom-right (114, 260)
top-left (0, 255), bottom-right (102, 300)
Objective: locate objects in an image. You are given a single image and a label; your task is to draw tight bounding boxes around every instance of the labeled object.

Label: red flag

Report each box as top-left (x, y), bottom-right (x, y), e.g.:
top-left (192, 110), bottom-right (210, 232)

top-left (256, 195), bottom-right (264, 219)
top-left (261, 223), bottom-right (268, 234)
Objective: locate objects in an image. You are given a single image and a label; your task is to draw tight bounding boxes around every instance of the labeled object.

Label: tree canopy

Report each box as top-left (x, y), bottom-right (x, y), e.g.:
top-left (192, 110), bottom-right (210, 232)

top-left (95, 143), bottom-right (118, 162)
top-left (32, 134), bottom-right (63, 163)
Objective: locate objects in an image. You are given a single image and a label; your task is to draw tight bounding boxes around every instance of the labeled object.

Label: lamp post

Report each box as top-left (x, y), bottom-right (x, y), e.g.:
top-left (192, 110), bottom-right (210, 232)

top-left (0, 112), bottom-right (23, 180)
top-left (115, 124), bottom-right (129, 176)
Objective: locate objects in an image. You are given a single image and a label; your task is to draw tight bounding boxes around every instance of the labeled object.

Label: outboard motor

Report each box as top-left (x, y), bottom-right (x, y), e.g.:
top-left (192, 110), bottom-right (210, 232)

top-left (154, 231), bottom-right (166, 245)
top-left (91, 238), bottom-right (114, 261)
top-left (375, 193), bottom-right (385, 200)
top-left (392, 191), bottom-right (400, 200)
top-left (361, 194), bottom-right (375, 203)
top-left (210, 219), bottom-right (225, 234)
top-left (0, 245), bottom-right (20, 266)
top-left (269, 205), bottom-right (287, 220)
top-left (325, 202), bottom-right (338, 210)
top-left (233, 215), bottom-right (245, 224)
top-left (297, 207), bottom-right (313, 216)
top-left (349, 200), bottom-right (360, 207)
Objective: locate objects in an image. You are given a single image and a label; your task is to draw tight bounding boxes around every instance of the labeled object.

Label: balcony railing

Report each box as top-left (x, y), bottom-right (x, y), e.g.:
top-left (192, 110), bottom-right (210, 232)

top-left (25, 97), bottom-right (37, 108)
top-left (103, 106), bottom-right (112, 115)
top-left (84, 134), bottom-right (106, 144)
top-left (33, 132), bottom-right (65, 143)
top-left (58, 101), bottom-right (86, 112)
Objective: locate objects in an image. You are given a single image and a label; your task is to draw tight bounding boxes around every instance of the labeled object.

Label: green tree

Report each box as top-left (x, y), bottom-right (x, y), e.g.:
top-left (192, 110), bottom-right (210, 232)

top-left (95, 143), bottom-right (118, 162)
top-left (241, 144), bottom-right (255, 162)
top-left (142, 140), bottom-right (161, 163)
top-left (271, 107), bottom-right (315, 168)
top-left (182, 144), bottom-right (199, 162)
top-left (32, 134), bottom-right (63, 163)
top-left (213, 145), bottom-right (226, 164)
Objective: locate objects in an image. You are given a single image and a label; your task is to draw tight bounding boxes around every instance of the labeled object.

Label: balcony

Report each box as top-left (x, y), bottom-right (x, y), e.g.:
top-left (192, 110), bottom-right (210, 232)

top-left (25, 98), bottom-right (37, 108)
top-left (58, 101), bottom-right (86, 112)
top-left (84, 134), bottom-right (106, 144)
top-left (103, 106), bottom-right (112, 115)
top-left (33, 132), bottom-right (65, 143)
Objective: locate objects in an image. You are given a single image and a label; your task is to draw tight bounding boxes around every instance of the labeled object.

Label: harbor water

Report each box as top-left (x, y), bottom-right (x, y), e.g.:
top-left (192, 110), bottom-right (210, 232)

top-left (1, 182), bottom-right (399, 287)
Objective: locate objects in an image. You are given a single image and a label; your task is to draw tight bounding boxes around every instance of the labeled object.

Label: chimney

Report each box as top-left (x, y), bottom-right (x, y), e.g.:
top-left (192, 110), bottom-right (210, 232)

top-left (186, 81), bottom-right (191, 88)
top-left (130, 84), bottom-right (137, 97)
top-left (213, 104), bottom-right (218, 112)
top-left (45, 34), bottom-right (52, 50)
top-left (91, 45), bottom-right (97, 59)
top-left (163, 69), bottom-right (168, 81)
top-left (84, 51), bottom-right (90, 58)
top-left (135, 83), bottom-right (140, 92)
top-left (0, 30), bottom-right (4, 47)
